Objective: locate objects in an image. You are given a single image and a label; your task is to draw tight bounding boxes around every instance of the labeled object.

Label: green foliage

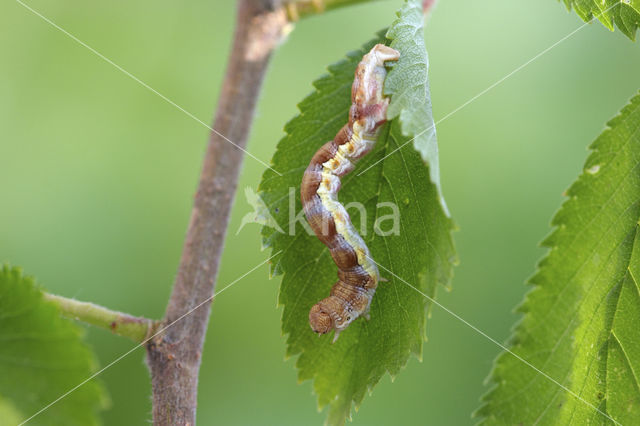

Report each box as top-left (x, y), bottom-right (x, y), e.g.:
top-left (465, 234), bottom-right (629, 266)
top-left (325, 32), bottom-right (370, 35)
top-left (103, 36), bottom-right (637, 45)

top-left (561, 0), bottom-right (640, 40)
top-left (258, 1), bottom-right (456, 423)
top-left (385, 0), bottom-right (448, 214)
top-left (0, 265), bottom-right (108, 425)
top-left (477, 93), bottom-right (640, 424)
top-left (0, 396), bottom-right (24, 425)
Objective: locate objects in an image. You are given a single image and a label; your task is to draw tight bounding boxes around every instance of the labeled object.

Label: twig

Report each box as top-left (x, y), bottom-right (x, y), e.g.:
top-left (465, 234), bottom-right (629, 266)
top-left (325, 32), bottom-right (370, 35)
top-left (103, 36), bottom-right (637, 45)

top-left (44, 293), bottom-right (154, 343)
top-left (144, 1), bottom-right (288, 425)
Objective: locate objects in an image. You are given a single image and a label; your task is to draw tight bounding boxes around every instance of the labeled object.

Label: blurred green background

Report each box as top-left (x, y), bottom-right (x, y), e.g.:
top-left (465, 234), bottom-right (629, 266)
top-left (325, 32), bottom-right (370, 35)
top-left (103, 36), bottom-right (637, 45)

top-left (1, 0), bottom-right (639, 424)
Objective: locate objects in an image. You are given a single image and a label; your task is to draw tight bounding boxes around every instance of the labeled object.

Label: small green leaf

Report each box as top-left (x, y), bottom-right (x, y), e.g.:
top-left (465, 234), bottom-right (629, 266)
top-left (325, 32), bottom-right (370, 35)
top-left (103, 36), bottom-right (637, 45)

top-left (0, 265), bottom-right (108, 425)
top-left (561, 0), bottom-right (640, 40)
top-left (258, 1), bottom-right (456, 424)
top-left (476, 92), bottom-right (640, 424)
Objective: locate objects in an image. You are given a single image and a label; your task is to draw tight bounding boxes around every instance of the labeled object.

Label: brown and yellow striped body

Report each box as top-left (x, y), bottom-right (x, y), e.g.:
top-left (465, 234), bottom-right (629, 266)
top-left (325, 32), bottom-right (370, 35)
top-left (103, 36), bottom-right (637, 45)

top-left (300, 44), bottom-right (400, 340)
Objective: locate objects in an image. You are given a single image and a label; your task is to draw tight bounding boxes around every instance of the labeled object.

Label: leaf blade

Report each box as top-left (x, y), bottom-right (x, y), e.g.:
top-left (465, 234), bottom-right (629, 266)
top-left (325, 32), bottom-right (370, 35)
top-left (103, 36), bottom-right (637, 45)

top-left (476, 93), bottom-right (640, 424)
top-left (258, 1), bottom-right (456, 423)
top-left (0, 265), bottom-right (108, 426)
top-left (561, 0), bottom-right (640, 40)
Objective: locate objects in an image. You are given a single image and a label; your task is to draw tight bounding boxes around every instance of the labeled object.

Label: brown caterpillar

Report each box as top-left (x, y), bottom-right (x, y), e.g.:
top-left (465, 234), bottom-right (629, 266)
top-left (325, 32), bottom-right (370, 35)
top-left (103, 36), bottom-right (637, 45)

top-left (300, 44), bottom-right (400, 341)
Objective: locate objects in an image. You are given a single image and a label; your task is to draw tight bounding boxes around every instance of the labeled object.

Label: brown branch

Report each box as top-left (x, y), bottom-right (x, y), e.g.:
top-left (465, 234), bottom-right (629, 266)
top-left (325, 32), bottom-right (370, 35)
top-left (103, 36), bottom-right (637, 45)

top-left (145, 1), bottom-right (287, 425)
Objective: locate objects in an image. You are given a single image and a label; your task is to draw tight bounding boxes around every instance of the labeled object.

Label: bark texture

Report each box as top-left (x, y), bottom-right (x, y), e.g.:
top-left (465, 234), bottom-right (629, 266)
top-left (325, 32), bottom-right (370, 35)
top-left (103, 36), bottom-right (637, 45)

top-left (146, 1), bottom-right (286, 424)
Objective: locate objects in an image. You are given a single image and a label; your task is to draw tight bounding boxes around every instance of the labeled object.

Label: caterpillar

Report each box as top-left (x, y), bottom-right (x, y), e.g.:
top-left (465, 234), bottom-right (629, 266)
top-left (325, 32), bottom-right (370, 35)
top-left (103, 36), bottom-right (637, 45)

top-left (300, 44), bottom-right (400, 341)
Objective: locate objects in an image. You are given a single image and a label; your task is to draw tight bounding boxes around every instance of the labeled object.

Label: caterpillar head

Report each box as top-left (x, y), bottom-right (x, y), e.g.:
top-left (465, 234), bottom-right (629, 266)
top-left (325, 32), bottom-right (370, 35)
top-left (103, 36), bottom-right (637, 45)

top-left (309, 301), bottom-right (356, 342)
top-left (309, 304), bottom-right (334, 335)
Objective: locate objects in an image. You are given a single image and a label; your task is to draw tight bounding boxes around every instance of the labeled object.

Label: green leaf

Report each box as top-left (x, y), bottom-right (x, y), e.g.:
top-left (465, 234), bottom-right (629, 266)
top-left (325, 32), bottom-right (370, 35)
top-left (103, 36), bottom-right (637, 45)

top-left (0, 265), bottom-right (108, 425)
top-left (561, 0), bottom-right (640, 40)
top-left (476, 92), bottom-right (640, 424)
top-left (258, 1), bottom-right (456, 423)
